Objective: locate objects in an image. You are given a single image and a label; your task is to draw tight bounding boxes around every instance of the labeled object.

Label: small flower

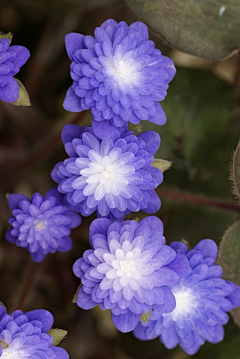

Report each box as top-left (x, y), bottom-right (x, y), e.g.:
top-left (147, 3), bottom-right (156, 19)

top-left (0, 38), bottom-right (30, 103)
top-left (134, 240), bottom-right (240, 355)
top-left (6, 188), bottom-right (81, 262)
top-left (73, 217), bottom-right (189, 333)
top-left (0, 305), bottom-right (69, 359)
top-left (51, 124), bottom-right (163, 221)
top-left (63, 19), bottom-right (176, 139)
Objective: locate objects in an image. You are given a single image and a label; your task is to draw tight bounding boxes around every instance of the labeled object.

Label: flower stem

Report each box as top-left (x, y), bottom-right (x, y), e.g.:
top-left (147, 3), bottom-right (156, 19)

top-left (157, 187), bottom-right (240, 213)
top-left (11, 260), bottom-right (43, 312)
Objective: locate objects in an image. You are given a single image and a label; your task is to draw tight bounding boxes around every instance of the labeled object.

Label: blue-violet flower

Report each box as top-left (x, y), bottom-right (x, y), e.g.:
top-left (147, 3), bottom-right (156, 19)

top-left (6, 188), bottom-right (81, 262)
top-left (0, 305), bottom-right (69, 358)
top-left (73, 217), bottom-right (189, 333)
top-left (0, 38), bottom-right (30, 103)
top-left (134, 239), bottom-right (240, 355)
top-left (51, 124), bottom-right (163, 221)
top-left (63, 19), bottom-right (176, 139)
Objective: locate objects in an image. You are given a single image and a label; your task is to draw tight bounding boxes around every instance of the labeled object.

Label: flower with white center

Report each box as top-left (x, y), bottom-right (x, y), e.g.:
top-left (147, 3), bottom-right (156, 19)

top-left (51, 124), bottom-right (163, 221)
top-left (72, 217), bottom-right (189, 333)
top-left (0, 306), bottom-right (69, 359)
top-left (134, 239), bottom-right (240, 355)
top-left (6, 188), bottom-right (81, 262)
top-left (63, 19), bottom-right (176, 139)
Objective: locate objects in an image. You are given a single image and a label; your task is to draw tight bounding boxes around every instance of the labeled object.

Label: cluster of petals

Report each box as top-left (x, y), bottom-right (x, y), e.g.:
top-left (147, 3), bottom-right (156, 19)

top-left (0, 38), bottom-right (30, 103)
top-left (134, 239), bottom-right (240, 355)
top-left (0, 305), bottom-right (68, 359)
top-left (51, 124), bottom-right (163, 221)
top-left (6, 188), bottom-right (81, 262)
top-left (72, 217), bottom-right (189, 333)
top-left (63, 19), bottom-right (176, 139)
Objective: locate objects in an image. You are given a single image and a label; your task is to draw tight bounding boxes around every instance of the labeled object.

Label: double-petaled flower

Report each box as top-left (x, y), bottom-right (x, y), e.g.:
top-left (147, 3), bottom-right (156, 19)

top-left (134, 240), bottom-right (240, 355)
top-left (63, 19), bottom-right (176, 139)
top-left (73, 217), bottom-right (189, 332)
top-left (51, 124), bottom-right (163, 221)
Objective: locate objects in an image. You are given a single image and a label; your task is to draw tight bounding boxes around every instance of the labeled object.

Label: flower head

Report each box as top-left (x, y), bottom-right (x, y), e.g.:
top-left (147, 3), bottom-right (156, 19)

top-left (0, 38), bottom-right (30, 103)
top-left (63, 19), bottom-right (176, 139)
top-left (134, 239), bottom-right (240, 355)
top-left (51, 124), bottom-right (163, 221)
top-left (6, 188), bottom-right (81, 262)
top-left (73, 217), bottom-right (189, 332)
top-left (0, 305), bottom-right (68, 359)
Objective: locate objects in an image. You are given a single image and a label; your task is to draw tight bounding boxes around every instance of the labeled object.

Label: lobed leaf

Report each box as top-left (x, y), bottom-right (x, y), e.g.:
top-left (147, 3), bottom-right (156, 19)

top-left (126, 0), bottom-right (240, 60)
top-left (218, 221), bottom-right (240, 326)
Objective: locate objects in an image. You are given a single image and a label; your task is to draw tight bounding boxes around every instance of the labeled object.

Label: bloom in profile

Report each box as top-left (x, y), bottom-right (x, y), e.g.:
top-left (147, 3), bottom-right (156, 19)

top-left (134, 240), bottom-right (240, 355)
top-left (6, 188), bottom-right (81, 262)
top-left (0, 37), bottom-right (30, 103)
top-left (0, 305), bottom-right (69, 358)
top-left (51, 124), bottom-right (163, 221)
top-left (73, 217), bottom-right (189, 333)
top-left (63, 19), bottom-right (176, 139)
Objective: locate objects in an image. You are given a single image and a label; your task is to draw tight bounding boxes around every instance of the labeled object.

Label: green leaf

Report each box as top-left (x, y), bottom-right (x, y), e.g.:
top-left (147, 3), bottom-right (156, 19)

top-left (231, 140), bottom-right (240, 199)
top-left (0, 339), bottom-right (9, 350)
top-left (0, 32), bottom-right (12, 43)
top-left (48, 329), bottom-right (67, 346)
top-left (126, 0), bottom-right (240, 60)
top-left (72, 284), bottom-right (81, 303)
top-left (140, 310), bottom-right (151, 323)
top-left (128, 122), bottom-right (142, 133)
top-left (152, 158), bottom-right (172, 172)
top-left (218, 221), bottom-right (240, 326)
top-left (12, 80), bottom-right (31, 107)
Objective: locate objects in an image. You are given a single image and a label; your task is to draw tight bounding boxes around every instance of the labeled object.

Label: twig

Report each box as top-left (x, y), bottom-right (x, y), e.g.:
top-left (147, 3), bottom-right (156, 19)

top-left (157, 187), bottom-right (240, 213)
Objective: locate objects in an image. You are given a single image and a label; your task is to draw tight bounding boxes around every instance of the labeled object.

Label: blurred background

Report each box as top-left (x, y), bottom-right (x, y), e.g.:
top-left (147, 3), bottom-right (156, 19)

top-left (0, 0), bottom-right (240, 358)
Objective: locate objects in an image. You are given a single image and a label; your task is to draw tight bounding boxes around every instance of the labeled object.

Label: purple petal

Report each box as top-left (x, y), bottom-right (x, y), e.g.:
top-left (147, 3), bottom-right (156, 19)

top-left (25, 310), bottom-right (53, 333)
top-left (63, 86), bottom-right (83, 112)
top-left (65, 33), bottom-right (84, 60)
top-left (111, 310), bottom-right (141, 333)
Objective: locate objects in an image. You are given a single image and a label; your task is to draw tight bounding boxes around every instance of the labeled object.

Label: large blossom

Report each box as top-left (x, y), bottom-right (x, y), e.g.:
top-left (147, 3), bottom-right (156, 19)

top-left (73, 217), bottom-right (189, 333)
top-left (63, 19), bottom-right (176, 139)
top-left (134, 240), bottom-right (240, 355)
top-left (0, 305), bottom-right (68, 359)
top-left (51, 124), bottom-right (163, 221)
top-left (0, 38), bottom-right (30, 103)
top-left (6, 188), bottom-right (81, 262)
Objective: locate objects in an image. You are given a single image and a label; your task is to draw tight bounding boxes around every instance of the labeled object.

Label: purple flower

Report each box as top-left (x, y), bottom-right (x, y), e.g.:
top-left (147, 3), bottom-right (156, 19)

top-left (63, 19), bottom-right (176, 139)
top-left (0, 38), bottom-right (30, 103)
top-left (6, 188), bottom-right (81, 262)
top-left (51, 124), bottom-right (163, 221)
top-left (0, 305), bottom-right (69, 359)
top-left (134, 239), bottom-right (240, 355)
top-left (73, 217), bottom-right (189, 333)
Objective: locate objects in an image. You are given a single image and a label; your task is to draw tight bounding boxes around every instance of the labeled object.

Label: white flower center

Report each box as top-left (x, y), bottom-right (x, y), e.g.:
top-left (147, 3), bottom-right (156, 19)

top-left (102, 170), bottom-right (113, 180)
top-left (163, 286), bottom-right (197, 321)
top-left (35, 220), bottom-right (47, 232)
top-left (76, 148), bottom-right (135, 202)
top-left (120, 259), bottom-right (136, 274)
top-left (99, 51), bottom-right (141, 89)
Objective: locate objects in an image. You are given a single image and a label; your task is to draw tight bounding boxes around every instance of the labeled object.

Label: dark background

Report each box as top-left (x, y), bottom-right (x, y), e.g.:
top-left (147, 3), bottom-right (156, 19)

top-left (0, 0), bottom-right (240, 358)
